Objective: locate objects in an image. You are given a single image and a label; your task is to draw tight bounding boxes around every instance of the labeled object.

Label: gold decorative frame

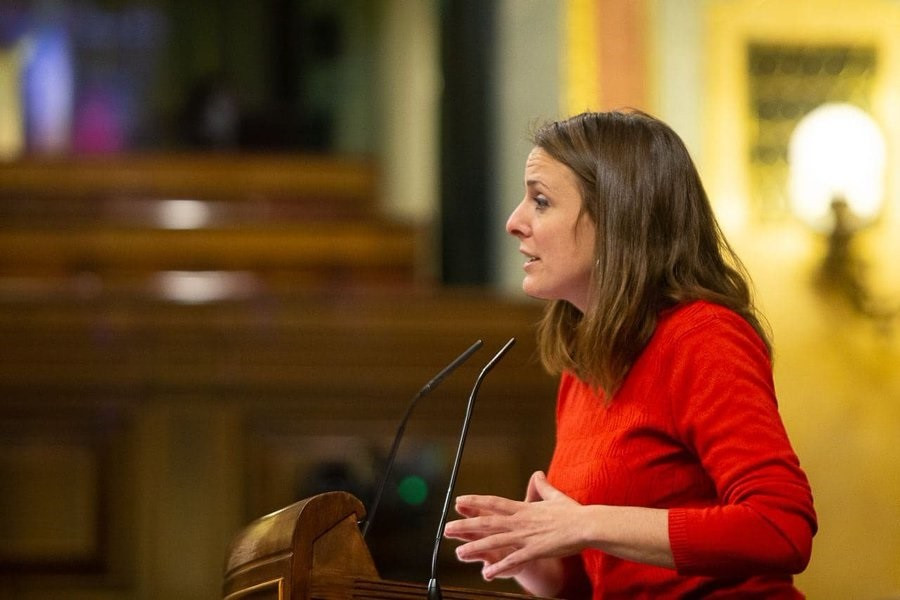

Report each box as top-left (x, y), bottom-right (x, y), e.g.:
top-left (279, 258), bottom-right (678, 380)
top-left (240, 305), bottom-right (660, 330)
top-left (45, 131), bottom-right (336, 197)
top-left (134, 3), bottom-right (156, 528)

top-left (703, 0), bottom-right (900, 228)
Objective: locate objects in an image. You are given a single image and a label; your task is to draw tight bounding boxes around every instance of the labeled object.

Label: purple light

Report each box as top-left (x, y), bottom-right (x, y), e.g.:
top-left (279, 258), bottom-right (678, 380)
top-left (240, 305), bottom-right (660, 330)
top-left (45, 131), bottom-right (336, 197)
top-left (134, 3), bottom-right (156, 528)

top-left (23, 25), bottom-right (74, 155)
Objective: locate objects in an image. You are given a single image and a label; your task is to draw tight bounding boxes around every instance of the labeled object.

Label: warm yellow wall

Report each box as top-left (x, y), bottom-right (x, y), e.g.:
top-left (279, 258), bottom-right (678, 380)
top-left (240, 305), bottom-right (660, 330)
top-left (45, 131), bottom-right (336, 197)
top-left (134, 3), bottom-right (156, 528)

top-left (494, 0), bottom-right (900, 594)
top-left (702, 1), bottom-right (900, 597)
top-left (562, 0), bottom-right (651, 115)
top-left (736, 225), bottom-right (900, 599)
top-left (562, 0), bottom-right (600, 115)
top-left (557, 1), bottom-right (900, 595)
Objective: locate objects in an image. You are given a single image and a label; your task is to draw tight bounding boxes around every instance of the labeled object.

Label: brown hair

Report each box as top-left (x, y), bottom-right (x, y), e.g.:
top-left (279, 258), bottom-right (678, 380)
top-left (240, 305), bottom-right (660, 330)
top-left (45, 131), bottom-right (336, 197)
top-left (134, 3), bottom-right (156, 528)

top-left (533, 110), bottom-right (770, 396)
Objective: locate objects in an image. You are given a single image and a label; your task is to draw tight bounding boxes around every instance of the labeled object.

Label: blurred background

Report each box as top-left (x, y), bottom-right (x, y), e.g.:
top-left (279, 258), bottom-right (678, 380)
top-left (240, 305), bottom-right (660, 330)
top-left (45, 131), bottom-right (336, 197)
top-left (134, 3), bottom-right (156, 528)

top-left (1, 0), bottom-right (899, 598)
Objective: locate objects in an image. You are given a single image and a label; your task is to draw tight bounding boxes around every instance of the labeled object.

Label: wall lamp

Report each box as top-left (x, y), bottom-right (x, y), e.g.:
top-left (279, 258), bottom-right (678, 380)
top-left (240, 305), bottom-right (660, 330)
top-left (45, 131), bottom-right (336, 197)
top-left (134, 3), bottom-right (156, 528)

top-left (788, 102), bottom-right (898, 326)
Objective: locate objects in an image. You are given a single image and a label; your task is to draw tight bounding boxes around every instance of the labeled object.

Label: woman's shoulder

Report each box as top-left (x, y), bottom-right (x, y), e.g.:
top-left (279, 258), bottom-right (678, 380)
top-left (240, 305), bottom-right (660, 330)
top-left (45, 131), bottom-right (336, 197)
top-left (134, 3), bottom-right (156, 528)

top-left (660, 299), bottom-right (746, 328)
top-left (655, 300), bottom-right (765, 351)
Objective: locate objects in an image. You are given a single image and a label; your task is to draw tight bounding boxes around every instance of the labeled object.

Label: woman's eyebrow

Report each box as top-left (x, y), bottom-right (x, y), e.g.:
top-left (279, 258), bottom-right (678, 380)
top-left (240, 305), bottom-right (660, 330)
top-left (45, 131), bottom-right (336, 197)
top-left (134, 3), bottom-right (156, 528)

top-left (526, 178), bottom-right (552, 190)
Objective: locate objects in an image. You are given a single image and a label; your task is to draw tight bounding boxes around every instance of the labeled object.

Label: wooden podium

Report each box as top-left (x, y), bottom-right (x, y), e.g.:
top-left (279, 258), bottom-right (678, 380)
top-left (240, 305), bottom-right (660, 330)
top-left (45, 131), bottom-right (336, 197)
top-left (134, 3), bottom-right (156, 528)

top-left (223, 492), bottom-right (539, 600)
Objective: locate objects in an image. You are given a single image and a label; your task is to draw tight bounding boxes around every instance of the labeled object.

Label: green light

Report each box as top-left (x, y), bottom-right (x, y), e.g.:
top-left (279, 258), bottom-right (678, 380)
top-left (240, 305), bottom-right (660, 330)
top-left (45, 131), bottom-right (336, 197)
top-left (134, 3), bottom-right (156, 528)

top-left (397, 475), bottom-right (428, 506)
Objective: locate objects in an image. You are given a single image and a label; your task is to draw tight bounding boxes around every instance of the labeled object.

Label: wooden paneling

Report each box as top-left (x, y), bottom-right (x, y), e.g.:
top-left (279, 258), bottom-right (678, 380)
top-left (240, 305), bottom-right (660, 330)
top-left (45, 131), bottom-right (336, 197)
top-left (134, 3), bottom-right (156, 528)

top-left (0, 288), bottom-right (557, 598)
top-left (0, 406), bottom-right (134, 580)
top-left (0, 289), bottom-right (551, 398)
top-left (0, 439), bottom-right (101, 566)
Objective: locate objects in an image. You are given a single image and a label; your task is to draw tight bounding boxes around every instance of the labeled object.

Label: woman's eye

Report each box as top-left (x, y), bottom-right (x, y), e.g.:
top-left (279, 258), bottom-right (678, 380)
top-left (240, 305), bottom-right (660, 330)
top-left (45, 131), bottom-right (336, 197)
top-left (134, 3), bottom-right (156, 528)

top-left (534, 195), bottom-right (550, 210)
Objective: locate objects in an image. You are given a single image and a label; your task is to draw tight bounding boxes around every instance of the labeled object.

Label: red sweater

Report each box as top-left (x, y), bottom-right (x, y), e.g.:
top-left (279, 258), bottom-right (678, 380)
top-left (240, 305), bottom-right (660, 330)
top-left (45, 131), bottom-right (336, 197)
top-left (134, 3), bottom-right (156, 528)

top-left (546, 301), bottom-right (817, 599)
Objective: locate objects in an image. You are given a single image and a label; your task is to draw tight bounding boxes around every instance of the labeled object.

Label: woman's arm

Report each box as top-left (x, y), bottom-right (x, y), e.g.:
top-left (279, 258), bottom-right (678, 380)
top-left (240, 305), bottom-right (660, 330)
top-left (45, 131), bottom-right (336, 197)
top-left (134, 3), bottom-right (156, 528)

top-left (662, 311), bottom-right (816, 575)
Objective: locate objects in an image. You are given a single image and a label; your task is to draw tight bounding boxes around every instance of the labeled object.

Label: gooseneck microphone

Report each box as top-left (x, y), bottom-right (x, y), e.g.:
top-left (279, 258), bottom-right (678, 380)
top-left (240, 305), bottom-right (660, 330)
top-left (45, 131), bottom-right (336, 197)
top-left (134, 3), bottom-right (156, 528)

top-left (427, 337), bottom-right (516, 600)
top-left (360, 339), bottom-right (484, 538)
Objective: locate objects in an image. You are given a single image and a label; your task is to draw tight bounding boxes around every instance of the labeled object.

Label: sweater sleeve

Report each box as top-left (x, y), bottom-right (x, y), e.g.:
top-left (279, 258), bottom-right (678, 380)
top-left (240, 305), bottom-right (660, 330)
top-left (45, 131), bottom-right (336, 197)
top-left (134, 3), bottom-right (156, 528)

top-left (664, 309), bottom-right (817, 577)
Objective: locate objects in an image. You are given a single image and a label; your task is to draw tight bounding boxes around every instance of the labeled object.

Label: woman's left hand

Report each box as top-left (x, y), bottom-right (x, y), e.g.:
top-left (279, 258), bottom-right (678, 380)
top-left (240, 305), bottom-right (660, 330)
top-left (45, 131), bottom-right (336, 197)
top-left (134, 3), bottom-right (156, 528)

top-left (443, 471), bottom-right (587, 580)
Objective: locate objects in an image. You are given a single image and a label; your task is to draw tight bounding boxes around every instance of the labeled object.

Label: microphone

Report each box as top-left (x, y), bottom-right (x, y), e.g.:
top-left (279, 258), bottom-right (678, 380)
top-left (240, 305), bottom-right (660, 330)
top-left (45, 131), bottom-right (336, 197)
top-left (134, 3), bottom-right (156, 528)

top-left (360, 339), bottom-right (484, 538)
top-left (427, 337), bottom-right (516, 600)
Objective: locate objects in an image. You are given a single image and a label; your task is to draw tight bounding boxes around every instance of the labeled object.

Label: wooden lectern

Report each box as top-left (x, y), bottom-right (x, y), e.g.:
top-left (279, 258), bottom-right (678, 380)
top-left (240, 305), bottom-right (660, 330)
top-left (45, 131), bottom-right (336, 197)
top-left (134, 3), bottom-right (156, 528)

top-left (223, 492), bottom-right (540, 600)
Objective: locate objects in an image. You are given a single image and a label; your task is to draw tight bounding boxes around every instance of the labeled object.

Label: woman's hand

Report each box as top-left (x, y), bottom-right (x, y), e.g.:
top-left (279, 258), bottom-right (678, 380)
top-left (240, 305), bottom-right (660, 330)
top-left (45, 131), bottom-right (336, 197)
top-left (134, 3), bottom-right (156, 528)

top-left (444, 471), bottom-right (587, 581)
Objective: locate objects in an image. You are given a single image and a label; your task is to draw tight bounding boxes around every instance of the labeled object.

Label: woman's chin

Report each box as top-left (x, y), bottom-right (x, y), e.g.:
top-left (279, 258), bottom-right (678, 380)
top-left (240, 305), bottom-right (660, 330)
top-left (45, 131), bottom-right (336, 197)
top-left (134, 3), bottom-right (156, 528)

top-left (521, 281), bottom-right (549, 301)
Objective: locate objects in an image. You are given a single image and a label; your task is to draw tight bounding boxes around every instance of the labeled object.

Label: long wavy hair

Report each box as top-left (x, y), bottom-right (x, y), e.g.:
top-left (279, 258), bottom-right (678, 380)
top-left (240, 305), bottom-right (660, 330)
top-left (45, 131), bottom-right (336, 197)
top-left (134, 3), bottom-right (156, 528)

top-left (533, 110), bottom-right (770, 396)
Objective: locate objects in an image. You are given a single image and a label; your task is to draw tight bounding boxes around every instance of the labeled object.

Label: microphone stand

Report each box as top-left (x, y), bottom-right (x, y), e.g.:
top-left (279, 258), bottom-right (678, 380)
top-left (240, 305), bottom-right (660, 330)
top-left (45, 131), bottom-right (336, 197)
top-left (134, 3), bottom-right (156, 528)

top-left (427, 337), bottom-right (516, 600)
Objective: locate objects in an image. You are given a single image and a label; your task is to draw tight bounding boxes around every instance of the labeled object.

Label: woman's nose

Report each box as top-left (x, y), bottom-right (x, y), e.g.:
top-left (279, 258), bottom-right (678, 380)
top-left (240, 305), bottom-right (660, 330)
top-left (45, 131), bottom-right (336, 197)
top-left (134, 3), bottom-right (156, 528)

top-left (506, 201), bottom-right (528, 237)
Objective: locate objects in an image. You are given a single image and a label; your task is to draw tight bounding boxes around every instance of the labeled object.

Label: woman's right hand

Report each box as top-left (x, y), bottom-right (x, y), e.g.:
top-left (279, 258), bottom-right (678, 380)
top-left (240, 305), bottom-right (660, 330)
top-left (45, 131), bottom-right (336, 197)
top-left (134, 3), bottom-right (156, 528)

top-left (443, 471), bottom-right (574, 596)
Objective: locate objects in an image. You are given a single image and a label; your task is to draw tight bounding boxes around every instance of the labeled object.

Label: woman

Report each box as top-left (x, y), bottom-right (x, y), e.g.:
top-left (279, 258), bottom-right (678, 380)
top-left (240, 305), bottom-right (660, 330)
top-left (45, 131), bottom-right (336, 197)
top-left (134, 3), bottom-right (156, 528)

top-left (443, 111), bottom-right (817, 598)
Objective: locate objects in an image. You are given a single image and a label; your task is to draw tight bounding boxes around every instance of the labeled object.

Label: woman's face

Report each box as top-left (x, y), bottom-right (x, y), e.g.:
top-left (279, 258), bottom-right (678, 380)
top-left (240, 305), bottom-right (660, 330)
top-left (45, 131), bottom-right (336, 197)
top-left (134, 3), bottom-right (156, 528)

top-left (506, 147), bottom-right (597, 312)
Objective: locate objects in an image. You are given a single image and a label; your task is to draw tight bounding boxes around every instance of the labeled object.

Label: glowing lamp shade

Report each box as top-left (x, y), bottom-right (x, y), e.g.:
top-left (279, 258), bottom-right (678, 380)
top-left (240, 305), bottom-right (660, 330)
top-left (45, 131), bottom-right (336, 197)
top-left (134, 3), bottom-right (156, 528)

top-left (788, 103), bottom-right (886, 231)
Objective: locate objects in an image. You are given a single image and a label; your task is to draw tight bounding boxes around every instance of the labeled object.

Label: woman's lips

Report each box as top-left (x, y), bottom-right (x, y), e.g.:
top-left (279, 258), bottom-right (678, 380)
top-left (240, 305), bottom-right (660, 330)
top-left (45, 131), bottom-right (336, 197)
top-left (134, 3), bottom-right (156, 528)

top-left (521, 251), bottom-right (539, 268)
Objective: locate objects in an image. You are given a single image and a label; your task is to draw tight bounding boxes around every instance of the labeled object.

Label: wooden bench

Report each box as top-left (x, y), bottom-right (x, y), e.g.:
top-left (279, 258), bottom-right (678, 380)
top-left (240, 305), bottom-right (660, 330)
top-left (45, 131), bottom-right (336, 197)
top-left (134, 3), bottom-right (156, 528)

top-left (0, 154), bottom-right (423, 289)
top-left (0, 154), bottom-right (378, 214)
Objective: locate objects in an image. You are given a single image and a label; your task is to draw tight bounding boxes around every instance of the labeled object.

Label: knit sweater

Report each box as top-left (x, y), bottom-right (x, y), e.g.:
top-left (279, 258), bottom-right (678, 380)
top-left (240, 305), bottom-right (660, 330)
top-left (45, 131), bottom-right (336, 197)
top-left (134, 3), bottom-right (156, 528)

top-left (546, 301), bottom-right (817, 599)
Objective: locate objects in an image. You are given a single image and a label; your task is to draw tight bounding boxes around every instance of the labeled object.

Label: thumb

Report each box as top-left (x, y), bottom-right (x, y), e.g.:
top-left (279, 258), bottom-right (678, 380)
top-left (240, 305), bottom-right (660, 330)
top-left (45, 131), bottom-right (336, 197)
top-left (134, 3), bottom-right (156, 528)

top-left (524, 470), bottom-right (544, 502)
top-left (528, 470), bottom-right (569, 502)
top-left (525, 470), bottom-right (556, 502)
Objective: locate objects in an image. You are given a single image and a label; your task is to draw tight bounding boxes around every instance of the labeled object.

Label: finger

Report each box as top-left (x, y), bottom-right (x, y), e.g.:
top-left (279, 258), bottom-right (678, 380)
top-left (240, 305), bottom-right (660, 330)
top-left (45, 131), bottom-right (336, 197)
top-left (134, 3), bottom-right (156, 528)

top-left (524, 470), bottom-right (545, 502)
top-left (455, 494), bottom-right (522, 517)
top-left (529, 471), bottom-right (570, 503)
top-left (454, 503), bottom-right (489, 519)
top-left (443, 520), bottom-right (488, 542)
top-left (453, 545), bottom-right (514, 566)
top-left (444, 514), bottom-right (511, 540)
top-left (481, 547), bottom-right (535, 580)
top-left (454, 531), bottom-right (520, 562)
top-left (444, 529), bottom-right (481, 542)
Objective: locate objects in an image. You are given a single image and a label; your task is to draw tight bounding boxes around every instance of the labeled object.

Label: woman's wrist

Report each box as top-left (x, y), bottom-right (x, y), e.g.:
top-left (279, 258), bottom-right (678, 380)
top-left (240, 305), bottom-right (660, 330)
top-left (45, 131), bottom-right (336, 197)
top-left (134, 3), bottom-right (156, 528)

top-left (582, 504), bottom-right (675, 569)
